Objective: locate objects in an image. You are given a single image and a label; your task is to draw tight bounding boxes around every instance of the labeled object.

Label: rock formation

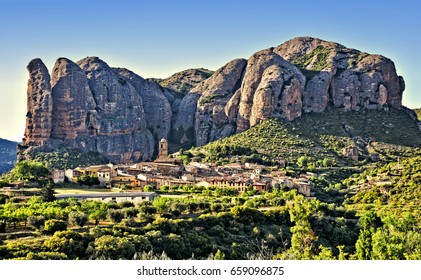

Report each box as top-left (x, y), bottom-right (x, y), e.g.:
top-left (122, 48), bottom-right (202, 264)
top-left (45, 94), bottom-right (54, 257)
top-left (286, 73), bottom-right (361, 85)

top-left (274, 37), bottom-right (405, 112)
top-left (76, 57), bottom-right (154, 163)
top-left (116, 68), bottom-right (172, 141)
top-left (20, 36), bottom-right (407, 162)
top-left (194, 58), bottom-right (247, 146)
top-left (50, 58), bottom-right (97, 145)
top-left (23, 59), bottom-right (52, 147)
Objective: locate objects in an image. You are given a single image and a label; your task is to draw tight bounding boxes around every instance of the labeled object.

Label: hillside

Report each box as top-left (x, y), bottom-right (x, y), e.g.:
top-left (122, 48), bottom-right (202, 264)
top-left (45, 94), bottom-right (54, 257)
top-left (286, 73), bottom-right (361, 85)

top-left (189, 107), bottom-right (421, 167)
top-left (0, 138), bottom-right (17, 175)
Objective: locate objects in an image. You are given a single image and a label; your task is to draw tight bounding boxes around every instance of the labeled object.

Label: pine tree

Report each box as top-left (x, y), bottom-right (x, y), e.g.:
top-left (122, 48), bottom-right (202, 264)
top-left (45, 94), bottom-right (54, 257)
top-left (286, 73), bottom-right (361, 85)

top-left (40, 180), bottom-right (56, 202)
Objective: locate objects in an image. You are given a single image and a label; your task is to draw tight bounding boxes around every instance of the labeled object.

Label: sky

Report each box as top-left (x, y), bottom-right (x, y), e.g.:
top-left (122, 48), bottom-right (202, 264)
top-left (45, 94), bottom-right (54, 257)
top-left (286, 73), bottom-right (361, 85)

top-left (0, 0), bottom-right (420, 142)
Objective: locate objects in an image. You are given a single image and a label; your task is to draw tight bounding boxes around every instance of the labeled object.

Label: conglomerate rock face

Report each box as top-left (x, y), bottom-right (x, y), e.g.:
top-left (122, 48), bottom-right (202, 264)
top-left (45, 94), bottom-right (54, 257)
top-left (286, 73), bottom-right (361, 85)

top-left (23, 59), bottom-right (52, 147)
top-left (274, 36), bottom-right (404, 112)
top-left (194, 58), bottom-right (247, 146)
top-left (20, 36), bottom-right (406, 162)
top-left (237, 48), bottom-right (306, 133)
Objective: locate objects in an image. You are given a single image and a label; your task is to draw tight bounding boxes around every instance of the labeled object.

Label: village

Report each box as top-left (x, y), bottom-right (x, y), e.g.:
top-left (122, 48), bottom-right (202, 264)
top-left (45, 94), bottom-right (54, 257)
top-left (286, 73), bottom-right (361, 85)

top-left (45, 139), bottom-right (316, 200)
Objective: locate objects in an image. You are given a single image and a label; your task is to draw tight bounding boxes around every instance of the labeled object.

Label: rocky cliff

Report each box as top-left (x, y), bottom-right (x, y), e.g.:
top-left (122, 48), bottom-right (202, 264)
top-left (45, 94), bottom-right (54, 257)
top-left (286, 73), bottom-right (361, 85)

top-left (20, 37), bottom-right (407, 163)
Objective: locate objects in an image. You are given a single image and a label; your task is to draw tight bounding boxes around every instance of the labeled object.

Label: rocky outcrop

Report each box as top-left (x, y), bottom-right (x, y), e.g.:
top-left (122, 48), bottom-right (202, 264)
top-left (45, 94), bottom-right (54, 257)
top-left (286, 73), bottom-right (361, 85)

top-left (274, 37), bottom-right (405, 112)
top-left (23, 59), bottom-right (53, 146)
top-left (77, 57), bottom-right (154, 163)
top-left (116, 68), bottom-right (172, 141)
top-left (237, 49), bottom-right (305, 132)
top-left (21, 36), bottom-right (406, 160)
top-left (194, 58), bottom-right (247, 146)
top-left (21, 57), bottom-right (155, 163)
top-left (50, 58), bottom-right (97, 145)
top-left (172, 92), bottom-right (200, 145)
top-left (343, 146), bottom-right (358, 161)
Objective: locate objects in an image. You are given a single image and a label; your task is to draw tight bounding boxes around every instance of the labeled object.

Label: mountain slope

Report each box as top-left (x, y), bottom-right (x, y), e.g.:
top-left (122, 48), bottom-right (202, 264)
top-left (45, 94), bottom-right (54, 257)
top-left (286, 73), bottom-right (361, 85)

top-left (0, 138), bottom-right (17, 175)
top-left (188, 107), bottom-right (421, 166)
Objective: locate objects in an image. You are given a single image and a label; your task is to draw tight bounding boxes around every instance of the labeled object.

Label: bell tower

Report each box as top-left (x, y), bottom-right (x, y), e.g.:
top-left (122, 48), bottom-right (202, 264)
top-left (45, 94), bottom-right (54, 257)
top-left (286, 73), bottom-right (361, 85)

top-left (158, 138), bottom-right (168, 159)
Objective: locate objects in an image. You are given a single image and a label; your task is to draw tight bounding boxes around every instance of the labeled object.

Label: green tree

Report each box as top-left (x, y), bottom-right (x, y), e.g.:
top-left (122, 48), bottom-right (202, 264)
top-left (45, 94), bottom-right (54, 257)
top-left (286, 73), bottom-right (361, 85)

top-left (11, 160), bottom-right (49, 181)
top-left (90, 235), bottom-right (135, 260)
top-left (139, 204), bottom-right (157, 216)
top-left (124, 207), bottom-right (139, 218)
top-left (27, 215), bottom-right (45, 230)
top-left (281, 195), bottom-right (318, 259)
top-left (106, 209), bottom-right (124, 223)
top-left (296, 156), bottom-right (309, 168)
top-left (355, 211), bottom-right (381, 260)
top-left (40, 180), bottom-right (56, 202)
top-left (143, 185), bottom-right (154, 192)
top-left (89, 210), bottom-right (107, 225)
top-left (43, 230), bottom-right (87, 259)
top-left (68, 211), bottom-right (88, 227)
top-left (43, 219), bottom-right (67, 235)
top-left (78, 175), bottom-right (100, 186)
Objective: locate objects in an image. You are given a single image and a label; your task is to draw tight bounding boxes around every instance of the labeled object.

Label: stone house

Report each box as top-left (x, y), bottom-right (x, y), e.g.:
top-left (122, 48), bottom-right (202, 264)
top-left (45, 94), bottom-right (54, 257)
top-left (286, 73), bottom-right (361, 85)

top-left (64, 169), bottom-right (82, 183)
top-left (112, 174), bottom-right (142, 188)
top-left (49, 170), bottom-right (65, 184)
top-left (97, 168), bottom-right (117, 187)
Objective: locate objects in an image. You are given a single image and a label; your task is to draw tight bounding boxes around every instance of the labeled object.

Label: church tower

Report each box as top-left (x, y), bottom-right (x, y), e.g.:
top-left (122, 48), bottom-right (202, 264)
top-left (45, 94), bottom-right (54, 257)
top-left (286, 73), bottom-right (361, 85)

top-left (158, 138), bottom-right (168, 159)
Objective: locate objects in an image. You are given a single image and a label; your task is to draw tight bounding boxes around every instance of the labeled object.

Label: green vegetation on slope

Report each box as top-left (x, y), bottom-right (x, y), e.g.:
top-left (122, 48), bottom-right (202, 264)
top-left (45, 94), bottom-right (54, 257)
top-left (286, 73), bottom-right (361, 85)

top-left (344, 156), bottom-right (421, 223)
top-left (27, 148), bottom-right (108, 170)
top-left (189, 107), bottom-right (421, 167)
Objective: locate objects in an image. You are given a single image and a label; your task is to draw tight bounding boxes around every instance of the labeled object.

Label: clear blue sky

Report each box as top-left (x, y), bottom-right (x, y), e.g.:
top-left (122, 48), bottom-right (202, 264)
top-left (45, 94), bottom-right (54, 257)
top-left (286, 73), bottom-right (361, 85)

top-left (0, 0), bottom-right (420, 141)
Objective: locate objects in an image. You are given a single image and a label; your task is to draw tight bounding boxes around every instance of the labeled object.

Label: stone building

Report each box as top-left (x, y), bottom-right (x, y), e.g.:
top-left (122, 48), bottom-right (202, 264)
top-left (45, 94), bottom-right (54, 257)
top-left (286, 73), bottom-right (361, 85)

top-left (158, 138), bottom-right (168, 159)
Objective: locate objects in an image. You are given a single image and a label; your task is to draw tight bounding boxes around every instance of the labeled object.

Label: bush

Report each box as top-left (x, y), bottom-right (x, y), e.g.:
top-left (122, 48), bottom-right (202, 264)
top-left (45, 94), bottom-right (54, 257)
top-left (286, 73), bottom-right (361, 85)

top-left (43, 230), bottom-right (87, 259)
top-left (68, 211), bottom-right (88, 227)
top-left (78, 175), bottom-right (99, 186)
top-left (107, 209), bottom-right (124, 223)
top-left (0, 194), bottom-right (8, 204)
top-left (124, 207), bottom-right (139, 218)
top-left (139, 204), bottom-right (157, 215)
top-left (25, 252), bottom-right (68, 260)
top-left (91, 235), bottom-right (136, 260)
top-left (27, 215), bottom-right (46, 230)
top-left (43, 219), bottom-right (67, 235)
top-left (118, 201), bottom-right (135, 208)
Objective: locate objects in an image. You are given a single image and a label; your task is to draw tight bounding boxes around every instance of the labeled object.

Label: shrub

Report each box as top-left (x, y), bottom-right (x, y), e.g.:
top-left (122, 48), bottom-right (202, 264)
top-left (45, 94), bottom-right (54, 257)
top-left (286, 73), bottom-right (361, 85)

top-left (27, 215), bottom-right (46, 230)
top-left (124, 207), bottom-right (139, 218)
top-left (68, 211), bottom-right (88, 227)
top-left (43, 219), bottom-right (67, 235)
top-left (107, 209), bottom-right (124, 223)
top-left (0, 222), bottom-right (6, 233)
